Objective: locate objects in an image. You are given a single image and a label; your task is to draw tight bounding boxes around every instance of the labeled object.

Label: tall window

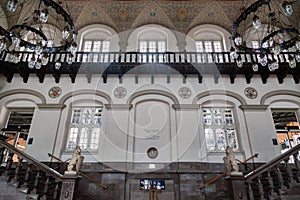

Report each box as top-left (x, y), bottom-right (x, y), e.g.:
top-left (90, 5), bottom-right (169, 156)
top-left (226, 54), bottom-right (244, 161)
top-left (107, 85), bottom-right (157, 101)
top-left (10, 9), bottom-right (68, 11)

top-left (82, 40), bottom-right (110, 62)
top-left (196, 40), bottom-right (223, 63)
top-left (139, 40), bottom-right (166, 62)
top-left (203, 108), bottom-right (238, 152)
top-left (66, 107), bottom-right (102, 151)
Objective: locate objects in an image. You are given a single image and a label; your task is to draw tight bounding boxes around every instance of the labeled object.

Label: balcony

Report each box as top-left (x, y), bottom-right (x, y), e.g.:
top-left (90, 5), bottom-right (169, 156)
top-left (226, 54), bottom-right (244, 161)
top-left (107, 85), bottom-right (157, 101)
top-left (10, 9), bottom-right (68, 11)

top-left (0, 51), bottom-right (299, 84)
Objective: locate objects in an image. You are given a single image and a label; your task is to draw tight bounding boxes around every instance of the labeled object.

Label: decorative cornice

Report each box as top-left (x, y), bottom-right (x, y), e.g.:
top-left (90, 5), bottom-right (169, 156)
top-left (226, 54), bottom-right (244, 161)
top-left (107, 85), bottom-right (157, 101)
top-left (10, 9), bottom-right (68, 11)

top-left (37, 104), bottom-right (66, 109)
top-left (239, 105), bottom-right (269, 111)
top-left (172, 104), bottom-right (200, 110)
top-left (105, 104), bottom-right (133, 110)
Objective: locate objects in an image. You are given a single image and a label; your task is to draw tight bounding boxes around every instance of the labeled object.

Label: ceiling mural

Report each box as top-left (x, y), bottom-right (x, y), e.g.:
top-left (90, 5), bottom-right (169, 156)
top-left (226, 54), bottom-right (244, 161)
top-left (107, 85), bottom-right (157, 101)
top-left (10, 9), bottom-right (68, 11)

top-left (0, 0), bottom-right (299, 34)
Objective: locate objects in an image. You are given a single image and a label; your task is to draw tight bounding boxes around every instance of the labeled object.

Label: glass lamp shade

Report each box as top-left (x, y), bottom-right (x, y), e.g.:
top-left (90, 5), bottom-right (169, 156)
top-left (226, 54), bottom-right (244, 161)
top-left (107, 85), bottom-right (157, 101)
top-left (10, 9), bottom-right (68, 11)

top-left (296, 51), bottom-right (300, 62)
top-left (28, 58), bottom-right (36, 69)
top-left (282, 1), bottom-right (293, 16)
top-left (258, 54), bottom-right (268, 67)
top-left (70, 43), bottom-right (77, 55)
top-left (41, 54), bottom-right (49, 65)
top-left (252, 15), bottom-right (261, 29)
top-left (40, 9), bottom-right (49, 23)
top-left (288, 55), bottom-right (296, 68)
top-left (12, 37), bottom-right (20, 47)
top-left (268, 60), bottom-right (279, 71)
top-left (234, 35), bottom-right (242, 46)
top-left (67, 54), bottom-right (73, 65)
top-left (230, 47), bottom-right (237, 60)
top-left (35, 45), bottom-right (43, 55)
top-left (252, 63), bottom-right (259, 72)
top-left (62, 27), bottom-right (70, 40)
top-left (35, 59), bottom-right (42, 69)
top-left (55, 60), bottom-right (62, 70)
top-left (236, 56), bottom-right (243, 68)
top-left (296, 41), bottom-right (300, 50)
top-left (0, 40), bottom-right (7, 52)
top-left (7, 0), bottom-right (17, 12)
top-left (271, 44), bottom-right (281, 55)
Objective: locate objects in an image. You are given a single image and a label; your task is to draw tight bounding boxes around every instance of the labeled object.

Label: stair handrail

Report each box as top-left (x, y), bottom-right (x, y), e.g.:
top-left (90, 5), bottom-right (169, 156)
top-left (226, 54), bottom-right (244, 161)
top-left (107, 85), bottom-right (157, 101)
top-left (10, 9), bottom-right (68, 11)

top-left (0, 139), bottom-right (68, 180)
top-left (199, 153), bottom-right (258, 190)
top-left (244, 144), bottom-right (300, 181)
top-left (48, 153), bottom-right (108, 189)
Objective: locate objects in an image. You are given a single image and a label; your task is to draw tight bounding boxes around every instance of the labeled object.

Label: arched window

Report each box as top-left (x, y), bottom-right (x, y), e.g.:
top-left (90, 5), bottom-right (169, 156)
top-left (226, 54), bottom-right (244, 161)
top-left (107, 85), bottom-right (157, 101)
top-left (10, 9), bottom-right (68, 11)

top-left (77, 24), bottom-right (119, 62)
top-left (186, 25), bottom-right (231, 63)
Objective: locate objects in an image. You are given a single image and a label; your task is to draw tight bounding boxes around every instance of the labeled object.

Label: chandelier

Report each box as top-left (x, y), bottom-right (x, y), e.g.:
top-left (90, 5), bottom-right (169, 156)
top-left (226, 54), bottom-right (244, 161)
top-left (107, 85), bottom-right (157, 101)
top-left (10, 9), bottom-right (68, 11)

top-left (0, 0), bottom-right (77, 69)
top-left (231, 0), bottom-right (300, 71)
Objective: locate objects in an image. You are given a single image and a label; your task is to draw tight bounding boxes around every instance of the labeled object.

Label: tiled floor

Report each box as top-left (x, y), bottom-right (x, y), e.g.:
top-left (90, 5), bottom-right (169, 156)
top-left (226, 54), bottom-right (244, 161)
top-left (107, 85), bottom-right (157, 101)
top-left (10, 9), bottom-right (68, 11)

top-left (0, 177), bottom-right (27, 200)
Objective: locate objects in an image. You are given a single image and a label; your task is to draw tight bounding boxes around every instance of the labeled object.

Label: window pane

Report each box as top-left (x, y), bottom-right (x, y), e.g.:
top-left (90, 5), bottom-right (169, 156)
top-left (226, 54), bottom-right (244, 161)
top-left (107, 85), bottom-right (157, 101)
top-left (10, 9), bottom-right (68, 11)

top-left (216, 128), bottom-right (226, 151)
top-left (102, 41), bottom-right (110, 52)
top-left (157, 41), bottom-right (166, 52)
top-left (94, 108), bottom-right (102, 125)
top-left (82, 108), bottom-right (92, 124)
top-left (203, 109), bottom-right (212, 125)
top-left (148, 41), bottom-right (156, 52)
top-left (224, 109), bottom-right (234, 125)
top-left (213, 109), bottom-right (223, 125)
top-left (213, 41), bottom-right (222, 52)
top-left (204, 41), bottom-right (213, 52)
top-left (67, 128), bottom-right (78, 150)
top-left (225, 128), bottom-right (238, 151)
top-left (79, 128), bottom-right (88, 150)
top-left (205, 128), bottom-right (215, 151)
top-left (90, 128), bottom-right (100, 150)
top-left (195, 41), bottom-right (204, 52)
top-left (83, 41), bottom-right (92, 52)
top-left (93, 41), bottom-right (102, 52)
top-left (72, 109), bottom-right (81, 124)
top-left (252, 41), bottom-right (259, 49)
top-left (140, 41), bottom-right (147, 52)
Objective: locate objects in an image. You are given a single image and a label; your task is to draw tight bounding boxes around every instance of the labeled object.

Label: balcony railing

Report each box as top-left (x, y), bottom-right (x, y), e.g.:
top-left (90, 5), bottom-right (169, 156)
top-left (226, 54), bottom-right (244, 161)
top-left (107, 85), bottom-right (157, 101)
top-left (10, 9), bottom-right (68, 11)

top-left (0, 50), bottom-right (298, 64)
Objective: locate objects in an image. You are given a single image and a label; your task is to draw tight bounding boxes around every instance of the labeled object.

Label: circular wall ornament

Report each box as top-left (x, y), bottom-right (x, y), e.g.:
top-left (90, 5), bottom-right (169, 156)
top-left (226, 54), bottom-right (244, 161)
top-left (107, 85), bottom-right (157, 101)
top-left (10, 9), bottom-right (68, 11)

top-left (178, 87), bottom-right (191, 99)
top-left (114, 87), bottom-right (127, 99)
top-left (48, 86), bottom-right (62, 98)
top-left (244, 87), bottom-right (258, 99)
top-left (147, 147), bottom-right (158, 159)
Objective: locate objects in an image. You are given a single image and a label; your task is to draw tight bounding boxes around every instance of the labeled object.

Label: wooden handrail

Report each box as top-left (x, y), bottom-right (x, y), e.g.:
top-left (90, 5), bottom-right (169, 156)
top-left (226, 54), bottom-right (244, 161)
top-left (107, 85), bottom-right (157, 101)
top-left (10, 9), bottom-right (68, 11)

top-left (0, 140), bottom-right (67, 180)
top-left (48, 153), bottom-right (108, 189)
top-left (199, 153), bottom-right (259, 190)
top-left (245, 144), bottom-right (300, 181)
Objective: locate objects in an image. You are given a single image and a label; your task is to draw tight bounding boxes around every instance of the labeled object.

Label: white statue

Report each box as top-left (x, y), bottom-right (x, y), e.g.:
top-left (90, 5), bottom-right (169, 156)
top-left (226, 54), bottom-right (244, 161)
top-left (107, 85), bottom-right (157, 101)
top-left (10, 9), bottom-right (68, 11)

top-left (223, 146), bottom-right (239, 173)
top-left (66, 146), bottom-right (84, 174)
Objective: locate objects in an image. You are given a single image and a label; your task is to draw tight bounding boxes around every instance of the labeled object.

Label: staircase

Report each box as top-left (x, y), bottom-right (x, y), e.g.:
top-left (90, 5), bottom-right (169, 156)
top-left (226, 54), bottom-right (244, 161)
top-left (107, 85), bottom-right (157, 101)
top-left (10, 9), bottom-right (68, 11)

top-left (230, 144), bottom-right (300, 200)
top-left (0, 139), bottom-right (79, 200)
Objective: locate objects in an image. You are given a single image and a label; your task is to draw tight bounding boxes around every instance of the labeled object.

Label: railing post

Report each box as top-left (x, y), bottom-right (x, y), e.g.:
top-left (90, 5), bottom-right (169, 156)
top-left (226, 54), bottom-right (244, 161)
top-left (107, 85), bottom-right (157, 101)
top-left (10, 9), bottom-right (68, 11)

top-left (247, 181), bottom-right (254, 200)
top-left (11, 157), bottom-right (23, 187)
top-left (19, 163), bottom-right (33, 194)
top-left (59, 175), bottom-right (78, 200)
top-left (4, 151), bottom-right (14, 180)
top-left (266, 171), bottom-right (276, 198)
top-left (228, 173), bottom-right (247, 200)
top-left (284, 158), bottom-right (296, 186)
top-left (257, 176), bottom-right (266, 199)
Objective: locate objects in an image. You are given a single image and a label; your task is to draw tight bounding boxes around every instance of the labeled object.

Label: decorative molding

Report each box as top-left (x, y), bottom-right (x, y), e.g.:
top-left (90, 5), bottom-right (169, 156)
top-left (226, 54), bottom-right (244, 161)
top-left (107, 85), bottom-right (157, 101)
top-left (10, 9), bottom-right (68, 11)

top-left (0, 89), bottom-right (46, 104)
top-left (178, 87), bottom-right (191, 99)
top-left (127, 89), bottom-right (179, 104)
top-left (192, 90), bottom-right (247, 105)
top-left (49, 86), bottom-right (62, 98)
top-left (59, 90), bottom-right (112, 104)
top-left (105, 104), bottom-right (133, 110)
top-left (260, 90), bottom-right (300, 105)
top-left (244, 87), bottom-right (258, 99)
top-left (37, 104), bottom-right (66, 109)
top-left (239, 105), bottom-right (269, 111)
top-left (114, 87), bottom-right (127, 99)
top-left (172, 104), bottom-right (200, 110)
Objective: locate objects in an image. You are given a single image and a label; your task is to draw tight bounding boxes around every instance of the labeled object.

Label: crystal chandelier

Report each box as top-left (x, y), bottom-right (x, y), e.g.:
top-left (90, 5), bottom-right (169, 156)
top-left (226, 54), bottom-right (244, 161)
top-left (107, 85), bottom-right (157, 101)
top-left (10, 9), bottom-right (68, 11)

top-left (0, 0), bottom-right (77, 69)
top-left (231, 0), bottom-right (300, 71)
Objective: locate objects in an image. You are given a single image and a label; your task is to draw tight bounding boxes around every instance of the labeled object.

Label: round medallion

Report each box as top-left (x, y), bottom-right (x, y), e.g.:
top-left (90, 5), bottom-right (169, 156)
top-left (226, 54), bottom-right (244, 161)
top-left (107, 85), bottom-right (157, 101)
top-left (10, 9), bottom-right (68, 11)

top-left (48, 86), bottom-right (62, 98)
top-left (178, 87), bottom-right (191, 99)
top-left (114, 87), bottom-right (127, 99)
top-left (147, 147), bottom-right (158, 159)
top-left (119, 8), bottom-right (127, 19)
top-left (178, 8), bottom-right (187, 19)
top-left (244, 87), bottom-right (258, 99)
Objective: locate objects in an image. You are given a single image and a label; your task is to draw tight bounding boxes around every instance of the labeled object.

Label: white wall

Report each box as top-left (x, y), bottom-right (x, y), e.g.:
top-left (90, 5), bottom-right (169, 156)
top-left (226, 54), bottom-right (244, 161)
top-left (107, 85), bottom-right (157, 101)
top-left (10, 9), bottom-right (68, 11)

top-left (1, 73), bottom-right (299, 163)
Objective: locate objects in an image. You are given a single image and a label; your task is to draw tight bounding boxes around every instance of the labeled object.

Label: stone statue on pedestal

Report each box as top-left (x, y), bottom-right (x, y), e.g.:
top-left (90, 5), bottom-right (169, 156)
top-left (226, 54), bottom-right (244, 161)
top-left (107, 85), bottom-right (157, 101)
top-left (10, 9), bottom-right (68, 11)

top-left (223, 146), bottom-right (239, 174)
top-left (65, 146), bottom-right (84, 175)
